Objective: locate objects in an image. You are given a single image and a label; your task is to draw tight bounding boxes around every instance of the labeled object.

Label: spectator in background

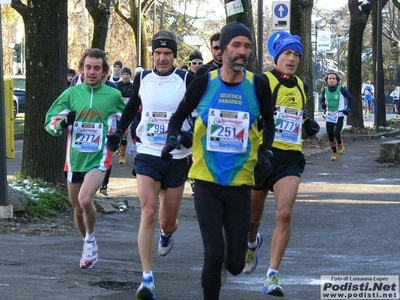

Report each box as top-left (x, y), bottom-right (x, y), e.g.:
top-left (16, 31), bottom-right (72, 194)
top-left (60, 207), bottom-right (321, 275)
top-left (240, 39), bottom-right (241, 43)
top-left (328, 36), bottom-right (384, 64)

top-left (129, 66), bottom-right (145, 156)
top-left (195, 32), bottom-right (223, 76)
top-left (180, 64), bottom-right (189, 72)
top-left (390, 85), bottom-right (400, 114)
top-left (107, 60), bottom-right (123, 83)
top-left (362, 79), bottom-right (374, 118)
top-left (98, 75), bottom-right (119, 198)
top-left (67, 68), bottom-right (76, 87)
top-left (188, 50), bottom-right (203, 75)
top-left (116, 67), bottom-right (133, 164)
top-left (70, 55), bottom-right (86, 86)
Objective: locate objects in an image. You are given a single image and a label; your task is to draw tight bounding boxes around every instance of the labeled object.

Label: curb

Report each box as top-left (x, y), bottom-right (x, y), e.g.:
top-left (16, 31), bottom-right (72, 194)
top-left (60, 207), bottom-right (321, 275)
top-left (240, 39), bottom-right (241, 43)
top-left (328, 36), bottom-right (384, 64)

top-left (302, 130), bottom-right (400, 159)
top-left (343, 130), bottom-right (400, 140)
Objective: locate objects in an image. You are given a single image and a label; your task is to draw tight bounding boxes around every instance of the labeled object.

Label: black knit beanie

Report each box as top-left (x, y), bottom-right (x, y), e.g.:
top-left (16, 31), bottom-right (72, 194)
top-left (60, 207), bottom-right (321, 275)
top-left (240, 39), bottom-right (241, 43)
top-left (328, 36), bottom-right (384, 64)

top-left (219, 21), bottom-right (253, 53)
top-left (189, 50), bottom-right (203, 61)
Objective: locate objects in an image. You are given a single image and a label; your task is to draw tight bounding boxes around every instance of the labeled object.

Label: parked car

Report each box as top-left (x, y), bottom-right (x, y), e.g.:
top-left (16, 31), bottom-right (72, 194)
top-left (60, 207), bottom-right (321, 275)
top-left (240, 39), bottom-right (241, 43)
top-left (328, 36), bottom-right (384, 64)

top-left (13, 95), bottom-right (19, 118)
top-left (13, 75), bottom-right (26, 113)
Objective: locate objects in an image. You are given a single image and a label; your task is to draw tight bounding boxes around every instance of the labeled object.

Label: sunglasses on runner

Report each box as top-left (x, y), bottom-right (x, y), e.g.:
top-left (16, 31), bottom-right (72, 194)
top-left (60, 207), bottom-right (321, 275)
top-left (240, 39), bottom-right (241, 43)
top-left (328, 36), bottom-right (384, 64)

top-left (190, 61), bottom-right (203, 66)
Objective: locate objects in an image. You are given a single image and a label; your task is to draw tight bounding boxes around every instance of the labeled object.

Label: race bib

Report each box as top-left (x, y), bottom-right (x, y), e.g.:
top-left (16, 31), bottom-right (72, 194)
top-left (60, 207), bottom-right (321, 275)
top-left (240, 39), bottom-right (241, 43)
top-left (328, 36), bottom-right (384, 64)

top-left (326, 110), bottom-right (339, 123)
top-left (274, 106), bottom-right (302, 145)
top-left (206, 108), bottom-right (249, 153)
top-left (72, 122), bottom-right (103, 152)
top-left (145, 111), bottom-right (172, 144)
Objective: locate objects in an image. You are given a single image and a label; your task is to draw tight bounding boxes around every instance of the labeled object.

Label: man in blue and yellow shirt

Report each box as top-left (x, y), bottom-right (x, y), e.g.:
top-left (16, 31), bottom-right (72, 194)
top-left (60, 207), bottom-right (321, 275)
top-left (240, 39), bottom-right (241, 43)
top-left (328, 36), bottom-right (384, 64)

top-left (163, 22), bottom-right (275, 300)
top-left (244, 32), bottom-right (319, 297)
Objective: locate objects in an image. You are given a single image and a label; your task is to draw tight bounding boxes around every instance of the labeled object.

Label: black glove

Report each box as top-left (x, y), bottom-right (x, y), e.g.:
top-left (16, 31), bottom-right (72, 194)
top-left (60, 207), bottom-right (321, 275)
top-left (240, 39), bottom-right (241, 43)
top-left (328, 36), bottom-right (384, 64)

top-left (321, 103), bottom-right (327, 111)
top-left (342, 109), bottom-right (349, 116)
top-left (303, 118), bottom-right (320, 136)
top-left (254, 147), bottom-right (273, 186)
top-left (106, 129), bottom-right (123, 152)
top-left (60, 111), bottom-right (76, 129)
top-left (161, 135), bottom-right (182, 162)
top-left (178, 131), bottom-right (193, 148)
top-left (259, 148), bottom-right (273, 166)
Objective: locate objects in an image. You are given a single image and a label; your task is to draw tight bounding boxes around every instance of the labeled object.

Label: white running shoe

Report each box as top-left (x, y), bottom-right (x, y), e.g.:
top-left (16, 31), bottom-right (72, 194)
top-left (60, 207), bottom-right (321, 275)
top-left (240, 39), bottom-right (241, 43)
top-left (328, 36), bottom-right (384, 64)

top-left (80, 240), bottom-right (98, 268)
top-left (136, 276), bottom-right (155, 299)
top-left (243, 232), bottom-right (263, 274)
top-left (263, 272), bottom-right (284, 296)
top-left (158, 233), bottom-right (174, 256)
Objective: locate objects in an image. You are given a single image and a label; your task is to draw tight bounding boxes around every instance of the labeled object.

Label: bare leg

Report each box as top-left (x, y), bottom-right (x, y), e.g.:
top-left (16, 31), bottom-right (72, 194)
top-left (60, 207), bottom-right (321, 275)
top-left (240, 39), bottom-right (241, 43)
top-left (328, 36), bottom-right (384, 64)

top-left (269, 176), bottom-right (299, 270)
top-left (248, 189), bottom-right (268, 243)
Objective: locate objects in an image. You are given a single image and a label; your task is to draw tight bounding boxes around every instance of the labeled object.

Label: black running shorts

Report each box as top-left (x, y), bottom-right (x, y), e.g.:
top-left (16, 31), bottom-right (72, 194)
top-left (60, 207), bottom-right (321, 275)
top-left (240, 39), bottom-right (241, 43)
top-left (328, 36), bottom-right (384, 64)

top-left (134, 153), bottom-right (190, 189)
top-left (253, 148), bottom-right (305, 191)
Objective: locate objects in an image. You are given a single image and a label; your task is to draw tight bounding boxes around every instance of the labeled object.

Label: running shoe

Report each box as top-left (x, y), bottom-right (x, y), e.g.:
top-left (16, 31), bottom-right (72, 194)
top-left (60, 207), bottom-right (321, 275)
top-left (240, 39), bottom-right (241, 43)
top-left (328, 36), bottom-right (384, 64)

top-left (338, 142), bottom-right (345, 154)
top-left (119, 155), bottom-right (126, 164)
top-left (263, 272), bottom-right (284, 296)
top-left (243, 232), bottom-right (263, 274)
top-left (158, 233), bottom-right (174, 256)
top-left (136, 276), bottom-right (155, 299)
top-left (99, 188), bottom-right (109, 198)
top-left (80, 240), bottom-right (98, 268)
top-left (189, 179), bottom-right (195, 196)
top-left (331, 152), bottom-right (339, 161)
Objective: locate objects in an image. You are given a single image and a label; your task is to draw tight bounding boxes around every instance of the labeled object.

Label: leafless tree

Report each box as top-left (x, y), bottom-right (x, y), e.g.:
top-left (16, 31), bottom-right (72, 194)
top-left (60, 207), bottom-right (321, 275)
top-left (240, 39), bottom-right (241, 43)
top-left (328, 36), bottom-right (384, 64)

top-left (11, 0), bottom-right (68, 182)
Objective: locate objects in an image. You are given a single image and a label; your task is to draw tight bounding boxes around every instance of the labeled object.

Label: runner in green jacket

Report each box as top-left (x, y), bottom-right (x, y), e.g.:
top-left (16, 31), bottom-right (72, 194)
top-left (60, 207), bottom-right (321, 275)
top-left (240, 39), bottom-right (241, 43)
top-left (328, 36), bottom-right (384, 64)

top-left (44, 48), bottom-right (125, 269)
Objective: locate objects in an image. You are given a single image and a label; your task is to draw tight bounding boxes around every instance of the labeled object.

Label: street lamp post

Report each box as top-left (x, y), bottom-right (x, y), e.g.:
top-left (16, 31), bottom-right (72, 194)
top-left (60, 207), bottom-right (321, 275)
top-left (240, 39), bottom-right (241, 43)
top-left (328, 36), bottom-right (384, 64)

top-left (314, 21), bottom-right (318, 84)
top-left (337, 35), bottom-right (340, 73)
top-left (375, 0), bottom-right (382, 132)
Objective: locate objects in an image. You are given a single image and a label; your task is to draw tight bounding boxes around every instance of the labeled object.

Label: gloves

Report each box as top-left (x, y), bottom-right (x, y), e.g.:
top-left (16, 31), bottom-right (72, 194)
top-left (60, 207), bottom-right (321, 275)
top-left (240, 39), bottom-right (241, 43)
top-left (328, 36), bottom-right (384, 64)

top-left (178, 131), bottom-right (193, 148)
top-left (254, 147), bottom-right (273, 186)
top-left (303, 118), bottom-right (320, 136)
top-left (106, 129), bottom-right (123, 152)
top-left (342, 109), bottom-right (350, 116)
top-left (258, 148), bottom-right (273, 167)
top-left (161, 135), bottom-right (182, 162)
top-left (60, 111), bottom-right (76, 129)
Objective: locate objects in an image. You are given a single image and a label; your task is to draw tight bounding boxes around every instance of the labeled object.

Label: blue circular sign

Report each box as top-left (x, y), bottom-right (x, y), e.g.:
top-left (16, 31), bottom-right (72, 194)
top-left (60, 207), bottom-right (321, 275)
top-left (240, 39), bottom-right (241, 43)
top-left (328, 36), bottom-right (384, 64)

top-left (274, 3), bottom-right (289, 19)
top-left (267, 31), bottom-right (287, 57)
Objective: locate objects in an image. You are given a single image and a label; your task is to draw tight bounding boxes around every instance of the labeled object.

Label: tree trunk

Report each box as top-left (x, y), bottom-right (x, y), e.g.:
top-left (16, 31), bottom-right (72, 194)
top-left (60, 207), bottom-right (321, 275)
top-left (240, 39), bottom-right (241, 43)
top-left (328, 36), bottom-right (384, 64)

top-left (291, 0), bottom-right (314, 118)
top-left (225, 0), bottom-right (258, 72)
top-left (140, 15), bottom-right (150, 69)
top-left (12, 0), bottom-right (68, 182)
top-left (371, 0), bottom-right (389, 127)
top-left (86, 0), bottom-right (111, 50)
top-left (346, 0), bottom-right (370, 128)
top-left (112, 0), bottom-right (153, 69)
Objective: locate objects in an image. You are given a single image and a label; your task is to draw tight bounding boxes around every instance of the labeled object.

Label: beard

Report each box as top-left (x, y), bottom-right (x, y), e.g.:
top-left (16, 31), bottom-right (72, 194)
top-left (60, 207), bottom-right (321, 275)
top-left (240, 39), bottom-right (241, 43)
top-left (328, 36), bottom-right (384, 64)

top-left (226, 54), bottom-right (248, 72)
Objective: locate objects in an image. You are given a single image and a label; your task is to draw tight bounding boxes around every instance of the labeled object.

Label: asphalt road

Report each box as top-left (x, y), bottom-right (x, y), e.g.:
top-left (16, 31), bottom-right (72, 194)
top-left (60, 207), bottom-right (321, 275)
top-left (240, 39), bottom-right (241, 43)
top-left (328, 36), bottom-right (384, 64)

top-left (3, 114), bottom-right (400, 300)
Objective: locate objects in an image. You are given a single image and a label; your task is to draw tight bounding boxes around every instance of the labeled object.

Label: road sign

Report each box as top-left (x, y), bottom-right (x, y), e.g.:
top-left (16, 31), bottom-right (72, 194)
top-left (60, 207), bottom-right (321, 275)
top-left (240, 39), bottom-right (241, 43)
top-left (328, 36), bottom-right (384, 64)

top-left (272, 1), bottom-right (290, 31)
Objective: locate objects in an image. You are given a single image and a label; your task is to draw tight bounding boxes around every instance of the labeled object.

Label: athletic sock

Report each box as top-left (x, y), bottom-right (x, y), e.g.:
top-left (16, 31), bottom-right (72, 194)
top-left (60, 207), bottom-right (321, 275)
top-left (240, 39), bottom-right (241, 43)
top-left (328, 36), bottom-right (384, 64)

top-left (267, 268), bottom-right (279, 277)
